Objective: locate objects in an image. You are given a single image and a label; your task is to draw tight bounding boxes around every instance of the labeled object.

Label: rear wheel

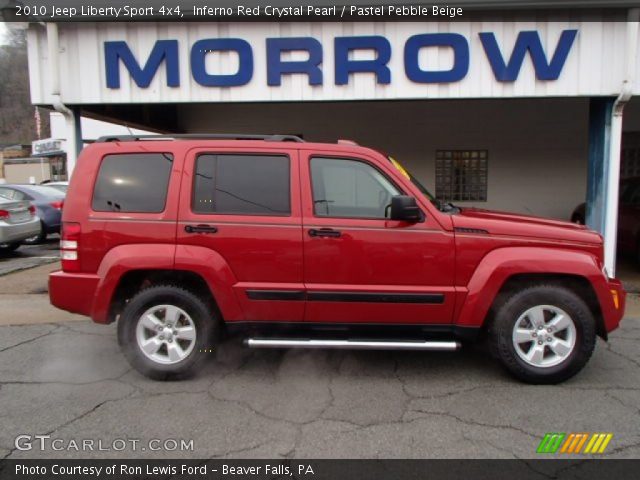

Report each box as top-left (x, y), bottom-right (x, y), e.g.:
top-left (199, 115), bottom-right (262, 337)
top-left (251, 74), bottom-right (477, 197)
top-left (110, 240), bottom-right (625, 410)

top-left (22, 223), bottom-right (47, 245)
top-left (0, 243), bottom-right (20, 253)
top-left (571, 214), bottom-right (584, 225)
top-left (118, 285), bottom-right (217, 380)
top-left (489, 285), bottom-right (596, 384)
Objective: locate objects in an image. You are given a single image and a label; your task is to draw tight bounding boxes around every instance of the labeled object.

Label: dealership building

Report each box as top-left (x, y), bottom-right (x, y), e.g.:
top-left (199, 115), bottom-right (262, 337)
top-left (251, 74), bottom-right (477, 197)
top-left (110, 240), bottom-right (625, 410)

top-left (9, 0), bottom-right (640, 273)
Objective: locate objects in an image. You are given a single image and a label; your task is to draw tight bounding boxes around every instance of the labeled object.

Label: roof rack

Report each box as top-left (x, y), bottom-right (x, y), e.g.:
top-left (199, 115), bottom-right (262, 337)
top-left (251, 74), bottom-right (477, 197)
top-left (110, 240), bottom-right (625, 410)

top-left (95, 134), bottom-right (305, 143)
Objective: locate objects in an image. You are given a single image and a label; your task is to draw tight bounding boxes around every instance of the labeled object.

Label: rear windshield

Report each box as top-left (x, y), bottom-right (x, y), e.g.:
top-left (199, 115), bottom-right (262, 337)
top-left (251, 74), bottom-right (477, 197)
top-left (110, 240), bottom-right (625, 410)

top-left (92, 153), bottom-right (173, 213)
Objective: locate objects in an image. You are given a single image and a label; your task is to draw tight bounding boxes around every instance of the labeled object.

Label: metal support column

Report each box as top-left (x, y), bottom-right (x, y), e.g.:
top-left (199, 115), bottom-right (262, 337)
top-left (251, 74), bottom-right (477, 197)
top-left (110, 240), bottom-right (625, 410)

top-left (586, 98), bottom-right (614, 236)
top-left (587, 97), bottom-right (627, 278)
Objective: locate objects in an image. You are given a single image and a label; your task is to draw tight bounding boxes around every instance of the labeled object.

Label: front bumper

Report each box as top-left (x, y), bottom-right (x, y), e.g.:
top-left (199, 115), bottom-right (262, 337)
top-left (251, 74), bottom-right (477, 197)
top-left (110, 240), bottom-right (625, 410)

top-left (602, 277), bottom-right (626, 334)
top-left (0, 217), bottom-right (41, 244)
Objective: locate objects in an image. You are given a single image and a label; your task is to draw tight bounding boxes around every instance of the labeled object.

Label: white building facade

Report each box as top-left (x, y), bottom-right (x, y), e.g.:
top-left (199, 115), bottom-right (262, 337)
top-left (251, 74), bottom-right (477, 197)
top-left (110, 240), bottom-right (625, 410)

top-left (18, 3), bottom-right (640, 274)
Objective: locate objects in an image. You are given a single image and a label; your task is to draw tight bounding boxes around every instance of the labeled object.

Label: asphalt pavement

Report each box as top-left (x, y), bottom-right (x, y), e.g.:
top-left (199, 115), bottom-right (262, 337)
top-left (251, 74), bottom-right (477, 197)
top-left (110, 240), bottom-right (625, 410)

top-left (0, 256), bottom-right (639, 460)
top-left (0, 238), bottom-right (60, 277)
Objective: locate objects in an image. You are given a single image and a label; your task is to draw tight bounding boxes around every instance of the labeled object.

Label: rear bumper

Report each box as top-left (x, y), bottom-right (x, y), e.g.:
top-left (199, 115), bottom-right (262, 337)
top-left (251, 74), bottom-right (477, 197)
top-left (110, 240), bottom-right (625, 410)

top-left (49, 270), bottom-right (100, 318)
top-left (0, 217), bottom-right (41, 244)
top-left (600, 277), bottom-right (626, 334)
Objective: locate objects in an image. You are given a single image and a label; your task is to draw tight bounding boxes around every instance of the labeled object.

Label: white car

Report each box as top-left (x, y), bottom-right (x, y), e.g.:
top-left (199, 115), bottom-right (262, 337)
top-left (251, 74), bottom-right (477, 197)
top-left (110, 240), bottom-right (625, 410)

top-left (0, 196), bottom-right (42, 253)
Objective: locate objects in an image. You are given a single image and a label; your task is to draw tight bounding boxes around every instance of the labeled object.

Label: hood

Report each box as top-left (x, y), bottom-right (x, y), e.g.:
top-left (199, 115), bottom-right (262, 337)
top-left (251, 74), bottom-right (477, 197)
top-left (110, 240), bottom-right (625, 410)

top-left (452, 208), bottom-right (603, 245)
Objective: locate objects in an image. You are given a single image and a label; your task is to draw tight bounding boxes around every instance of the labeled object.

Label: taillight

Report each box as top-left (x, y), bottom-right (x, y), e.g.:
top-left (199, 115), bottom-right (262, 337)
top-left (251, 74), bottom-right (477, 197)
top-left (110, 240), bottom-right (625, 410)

top-left (50, 201), bottom-right (64, 210)
top-left (28, 205), bottom-right (36, 216)
top-left (0, 209), bottom-right (9, 220)
top-left (61, 222), bottom-right (81, 272)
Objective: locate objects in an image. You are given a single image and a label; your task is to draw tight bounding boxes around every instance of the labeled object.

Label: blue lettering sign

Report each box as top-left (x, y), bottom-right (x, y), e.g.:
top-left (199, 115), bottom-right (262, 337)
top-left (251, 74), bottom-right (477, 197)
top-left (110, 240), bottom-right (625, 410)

top-left (191, 38), bottom-right (253, 87)
top-left (105, 40), bottom-right (179, 88)
top-left (103, 30), bottom-right (578, 90)
top-left (479, 30), bottom-right (577, 81)
top-left (267, 37), bottom-right (323, 86)
top-left (404, 33), bottom-right (469, 83)
top-left (334, 36), bottom-right (391, 85)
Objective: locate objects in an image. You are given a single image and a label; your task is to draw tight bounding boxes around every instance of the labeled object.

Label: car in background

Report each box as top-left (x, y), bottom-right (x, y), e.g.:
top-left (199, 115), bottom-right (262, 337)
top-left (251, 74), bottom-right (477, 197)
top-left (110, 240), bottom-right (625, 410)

top-left (570, 203), bottom-right (586, 225)
top-left (41, 181), bottom-right (69, 194)
top-left (0, 196), bottom-right (41, 253)
top-left (571, 177), bottom-right (640, 263)
top-left (0, 184), bottom-right (64, 244)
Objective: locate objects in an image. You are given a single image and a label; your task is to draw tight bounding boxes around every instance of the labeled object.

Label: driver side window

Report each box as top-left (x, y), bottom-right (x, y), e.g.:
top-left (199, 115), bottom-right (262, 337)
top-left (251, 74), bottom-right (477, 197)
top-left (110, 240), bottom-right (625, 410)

top-left (310, 157), bottom-right (400, 219)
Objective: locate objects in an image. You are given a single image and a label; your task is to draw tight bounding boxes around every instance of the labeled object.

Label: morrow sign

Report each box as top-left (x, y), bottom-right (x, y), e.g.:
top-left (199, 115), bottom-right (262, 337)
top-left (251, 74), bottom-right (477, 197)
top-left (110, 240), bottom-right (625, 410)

top-left (105, 30), bottom-right (578, 89)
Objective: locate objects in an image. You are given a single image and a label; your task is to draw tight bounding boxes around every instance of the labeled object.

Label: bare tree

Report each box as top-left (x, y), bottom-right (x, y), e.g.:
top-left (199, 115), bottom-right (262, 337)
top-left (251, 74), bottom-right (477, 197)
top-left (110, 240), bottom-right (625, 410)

top-left (0, 25), bottom-right (50, 146)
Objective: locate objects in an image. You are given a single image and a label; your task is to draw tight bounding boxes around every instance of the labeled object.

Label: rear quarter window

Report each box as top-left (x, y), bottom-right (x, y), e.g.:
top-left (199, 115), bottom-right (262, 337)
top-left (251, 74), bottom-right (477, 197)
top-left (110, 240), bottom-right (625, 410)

top-left (92, 153), bottom-right (173, 213)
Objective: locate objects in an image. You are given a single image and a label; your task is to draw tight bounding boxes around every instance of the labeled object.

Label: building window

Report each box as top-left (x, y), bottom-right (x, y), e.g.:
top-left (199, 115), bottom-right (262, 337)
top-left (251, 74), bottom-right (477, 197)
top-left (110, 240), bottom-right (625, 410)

top-left (621, 146), bottom-right (640, 179)
top-left (435, 150), bottom-right (488, 202)
top-left (193, 154), bottom-right (290, 216)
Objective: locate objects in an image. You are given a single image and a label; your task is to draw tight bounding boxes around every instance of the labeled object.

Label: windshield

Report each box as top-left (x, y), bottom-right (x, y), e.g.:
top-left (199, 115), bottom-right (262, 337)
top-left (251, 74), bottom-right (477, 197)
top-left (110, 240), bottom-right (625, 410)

top-left (388, 156), bottom-right (441, 209)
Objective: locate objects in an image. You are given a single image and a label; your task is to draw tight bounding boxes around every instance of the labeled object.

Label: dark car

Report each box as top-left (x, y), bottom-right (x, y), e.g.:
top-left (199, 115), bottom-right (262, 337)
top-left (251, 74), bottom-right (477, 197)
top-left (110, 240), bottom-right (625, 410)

top-left (49, 134), bottom-right (624, 384)
top-left (0, 184), bottom-right (65, 244)
top-left (571, 177), bottom-right (640, 263)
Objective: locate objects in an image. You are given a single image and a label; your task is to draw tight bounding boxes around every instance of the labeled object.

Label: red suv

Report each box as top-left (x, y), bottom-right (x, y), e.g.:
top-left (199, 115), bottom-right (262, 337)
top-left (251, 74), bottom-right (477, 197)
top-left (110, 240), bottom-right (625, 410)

top-left (49, 134), bottom-right (625, 383)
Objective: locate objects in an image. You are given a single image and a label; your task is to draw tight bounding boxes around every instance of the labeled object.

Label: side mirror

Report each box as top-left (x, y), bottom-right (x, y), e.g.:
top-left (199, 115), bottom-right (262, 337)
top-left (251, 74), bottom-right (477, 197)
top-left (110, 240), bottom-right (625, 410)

top-left (390, 195), bottom-right (423, 223)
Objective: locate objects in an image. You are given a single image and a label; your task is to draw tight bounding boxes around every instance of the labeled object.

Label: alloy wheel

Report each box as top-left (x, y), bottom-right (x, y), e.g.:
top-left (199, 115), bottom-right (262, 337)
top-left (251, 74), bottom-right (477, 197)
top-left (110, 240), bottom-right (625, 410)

top-left (512, 305), bottom-right (577, 368)
top-left (135, 304), bottom-right (197, 365)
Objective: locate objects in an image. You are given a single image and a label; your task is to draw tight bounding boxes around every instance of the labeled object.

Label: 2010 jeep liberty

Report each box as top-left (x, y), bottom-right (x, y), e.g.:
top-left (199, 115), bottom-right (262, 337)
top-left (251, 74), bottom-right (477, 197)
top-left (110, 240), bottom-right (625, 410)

top-left (49, 134), bottom-right (626, 383)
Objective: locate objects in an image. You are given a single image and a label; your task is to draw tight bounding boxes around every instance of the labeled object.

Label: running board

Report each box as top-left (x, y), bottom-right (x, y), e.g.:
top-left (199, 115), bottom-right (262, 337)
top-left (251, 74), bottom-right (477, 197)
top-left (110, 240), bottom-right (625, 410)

top-left (244, 338), bottom-right (460, 351)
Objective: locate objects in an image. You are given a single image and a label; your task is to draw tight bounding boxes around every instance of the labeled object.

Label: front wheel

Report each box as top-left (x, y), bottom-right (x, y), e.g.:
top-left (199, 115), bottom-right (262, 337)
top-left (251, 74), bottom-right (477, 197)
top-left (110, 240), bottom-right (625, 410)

top-left (118, 285), bottom-right (217, 380)
top-left (489, 285), bottom-right (596, 384)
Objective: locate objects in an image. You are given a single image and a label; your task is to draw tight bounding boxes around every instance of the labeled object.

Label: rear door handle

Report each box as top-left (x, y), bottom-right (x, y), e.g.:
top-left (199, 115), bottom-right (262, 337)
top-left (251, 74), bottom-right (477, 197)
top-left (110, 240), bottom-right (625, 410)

top-left (185, 224), bottom-right (218, 234)
top-left (308, 228), bottom-right (341, 238)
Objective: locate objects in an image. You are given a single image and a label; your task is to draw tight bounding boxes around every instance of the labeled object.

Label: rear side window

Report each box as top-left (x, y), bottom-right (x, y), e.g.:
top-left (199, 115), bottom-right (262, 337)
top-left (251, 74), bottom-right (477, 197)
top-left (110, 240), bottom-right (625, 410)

top-left (193, 154), bottom-right (290, 215)
top-left (92, 153), bottom-right (173, 213)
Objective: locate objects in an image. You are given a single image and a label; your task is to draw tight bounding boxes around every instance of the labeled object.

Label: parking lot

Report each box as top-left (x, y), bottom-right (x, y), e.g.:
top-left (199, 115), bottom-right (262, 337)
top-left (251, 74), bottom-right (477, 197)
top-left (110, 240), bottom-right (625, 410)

top-left (0, 255), bottom-right (639, 460)
top-left (0, 238), bottom-right (60, 277)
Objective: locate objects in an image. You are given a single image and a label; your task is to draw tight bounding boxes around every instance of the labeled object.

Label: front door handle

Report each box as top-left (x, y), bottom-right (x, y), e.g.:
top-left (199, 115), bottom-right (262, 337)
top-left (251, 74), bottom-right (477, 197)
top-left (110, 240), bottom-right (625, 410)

top-left (185, 224), bottom-right (218, 234)
top-left (309, 228), bottom-right (341, 238)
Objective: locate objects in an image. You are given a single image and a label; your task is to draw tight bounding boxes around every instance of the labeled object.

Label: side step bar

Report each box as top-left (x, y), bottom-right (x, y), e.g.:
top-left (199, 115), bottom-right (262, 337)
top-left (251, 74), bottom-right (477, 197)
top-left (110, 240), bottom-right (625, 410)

top-left (245, 338), bottom-right (460, 351)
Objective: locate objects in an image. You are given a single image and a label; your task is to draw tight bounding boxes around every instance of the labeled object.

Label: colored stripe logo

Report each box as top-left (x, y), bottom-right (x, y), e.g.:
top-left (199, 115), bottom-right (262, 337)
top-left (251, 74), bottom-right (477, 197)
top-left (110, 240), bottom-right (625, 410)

top-left (537, 433), bottom-right (566, 453)
top-left (537, 433), bottom-right (613, 454)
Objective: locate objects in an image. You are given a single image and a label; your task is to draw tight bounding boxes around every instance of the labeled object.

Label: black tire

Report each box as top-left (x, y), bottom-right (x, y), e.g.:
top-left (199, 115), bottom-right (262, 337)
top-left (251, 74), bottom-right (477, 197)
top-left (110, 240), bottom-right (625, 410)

top-left (0, 243), bottom-right (21, 253)
top-left (22, 223), bottom-right (47, 245)
top-left (117, 285), bottom-right (218, 380)
top-left (489, 284), bottom-right (596, 384)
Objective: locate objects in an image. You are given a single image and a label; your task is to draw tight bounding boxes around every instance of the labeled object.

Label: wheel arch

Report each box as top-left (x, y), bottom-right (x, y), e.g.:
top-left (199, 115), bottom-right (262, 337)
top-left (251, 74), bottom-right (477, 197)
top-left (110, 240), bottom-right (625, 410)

top-left (91, 243), bottom-right (243, 324)
top-left (107, 269), bottom-right (223, 325)
top-left (483, 273), bottom-right (607, 341)
top-left (455, 247), bottom-right (609, 340)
